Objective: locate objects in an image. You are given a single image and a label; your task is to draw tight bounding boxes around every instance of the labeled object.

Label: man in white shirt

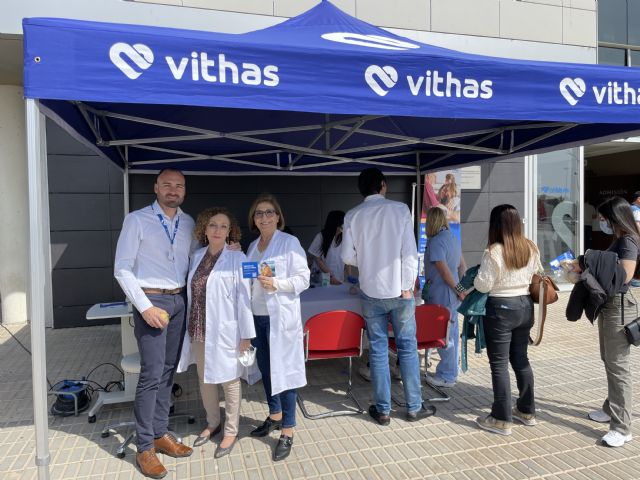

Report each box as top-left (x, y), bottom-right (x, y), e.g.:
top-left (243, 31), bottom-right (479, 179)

top-left (342, 168), bottom-right (436, 425)
top-left (114, 169), bottom-right (196, 478)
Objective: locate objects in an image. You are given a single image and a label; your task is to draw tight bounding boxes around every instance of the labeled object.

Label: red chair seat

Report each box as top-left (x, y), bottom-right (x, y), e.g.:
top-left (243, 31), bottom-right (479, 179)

top-left (388, 338), bottom-right (447, 351)
top-left (298, 310), bottom-right (366, 419)
top-left (307, 348), bottom-right (361, 360)
top-left (387, 304), bottom-right (452, 405)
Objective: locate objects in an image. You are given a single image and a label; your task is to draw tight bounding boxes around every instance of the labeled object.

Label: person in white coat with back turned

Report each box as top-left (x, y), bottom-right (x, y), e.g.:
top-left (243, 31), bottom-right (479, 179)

top-left (246, 194), bottom-right (310, 462)
top-left (176, 207), bottom-right (255, 458)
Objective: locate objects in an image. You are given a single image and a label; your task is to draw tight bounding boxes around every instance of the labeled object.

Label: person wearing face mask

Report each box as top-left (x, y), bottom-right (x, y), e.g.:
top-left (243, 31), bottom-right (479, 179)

top-left (567, 196), bottom-right (640, 448)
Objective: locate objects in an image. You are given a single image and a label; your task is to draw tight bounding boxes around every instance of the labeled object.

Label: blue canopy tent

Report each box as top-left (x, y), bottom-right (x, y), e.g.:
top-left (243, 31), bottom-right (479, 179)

top-left (21, 1), bottom-right (640, 476)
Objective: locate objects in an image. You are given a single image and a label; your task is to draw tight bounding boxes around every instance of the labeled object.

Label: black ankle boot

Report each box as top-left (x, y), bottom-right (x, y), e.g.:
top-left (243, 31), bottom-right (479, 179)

top-left (273, 434), bottom-right (293, 461)
top-left (250, 416), bottom-right (282, 437)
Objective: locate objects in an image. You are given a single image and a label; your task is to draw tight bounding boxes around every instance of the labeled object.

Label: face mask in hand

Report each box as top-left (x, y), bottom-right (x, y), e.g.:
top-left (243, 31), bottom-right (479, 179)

top-left (600, 219), bottom-right (613, 235)
top-left (238, 345), bottom-right (256, 367)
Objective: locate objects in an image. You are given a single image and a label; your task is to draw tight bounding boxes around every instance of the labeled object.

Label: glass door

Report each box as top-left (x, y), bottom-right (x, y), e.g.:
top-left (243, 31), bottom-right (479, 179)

top-left (534, 148), bottom-right (582, 279)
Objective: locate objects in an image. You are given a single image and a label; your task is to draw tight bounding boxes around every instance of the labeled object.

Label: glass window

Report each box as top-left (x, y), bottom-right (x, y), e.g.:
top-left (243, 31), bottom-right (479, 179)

top-left (631, 50), bottom-right (640, 66)
top-left (599, 46), bottom-right (627, 65)
top-left (536, 149), bottom-right (581, 280)
top-left (599, 0), bottom-right (628, 44)
top-left (629, 0), bottom-right (640, 45)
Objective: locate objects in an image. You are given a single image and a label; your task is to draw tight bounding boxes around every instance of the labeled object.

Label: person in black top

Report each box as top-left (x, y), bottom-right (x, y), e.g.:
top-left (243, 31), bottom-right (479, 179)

top-left (581, 196), bottom-right (639, 447)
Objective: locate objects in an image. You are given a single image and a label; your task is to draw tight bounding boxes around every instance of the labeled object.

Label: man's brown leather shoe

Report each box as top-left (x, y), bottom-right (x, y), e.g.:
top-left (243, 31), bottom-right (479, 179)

top-left (154, 433), bottom-right (193, 458)
top-left (136, 449), bottom-right (167, 479)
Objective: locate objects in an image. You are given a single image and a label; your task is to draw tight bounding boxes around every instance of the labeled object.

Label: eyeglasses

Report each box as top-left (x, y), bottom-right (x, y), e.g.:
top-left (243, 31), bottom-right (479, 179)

top-left (207, 223), bottom-right (230, 231)
top-left (254, 209), bottom-right (276, 219)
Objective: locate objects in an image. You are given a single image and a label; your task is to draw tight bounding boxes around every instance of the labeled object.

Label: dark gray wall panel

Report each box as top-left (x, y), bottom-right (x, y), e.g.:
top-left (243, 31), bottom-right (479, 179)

top-left (46, 119), bottom-right (98, 156)
top-left (50, 231), bottom-right (112, 269)
top-left (52, 267), bottom-right (114, 307)
top-left (48, 154), bottom-right (109, 193)
top-left (487, 161), bottom-right (524, 192)
top-left (49, 194), bottom-right (111, 231)
top-left (489, 192), bottom-right (525, 213)
top-left (460, 192), bottom-right (489, 223)
top-left (459, 159), bottom-right (525, 269)
top-left (110, 196), bottom-right (125, 231)
top-left (108, 162), bottom-right (125, 194)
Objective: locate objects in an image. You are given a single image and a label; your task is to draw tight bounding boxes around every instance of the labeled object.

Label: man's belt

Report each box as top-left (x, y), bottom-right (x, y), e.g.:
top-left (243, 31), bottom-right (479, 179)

top-left (142, 287), bottom-right (184, 295)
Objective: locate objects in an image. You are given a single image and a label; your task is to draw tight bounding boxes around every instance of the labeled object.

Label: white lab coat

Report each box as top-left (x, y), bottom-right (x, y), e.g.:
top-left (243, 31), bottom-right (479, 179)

top-left (177, 245), bottom-right (255, 384)
top-left (246, 230), bottom-right (310, 395)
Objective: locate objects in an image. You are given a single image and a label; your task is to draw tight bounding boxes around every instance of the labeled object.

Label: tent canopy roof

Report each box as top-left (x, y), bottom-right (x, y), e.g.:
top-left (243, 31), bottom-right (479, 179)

top-left (23, 0), bottom-right (640, 174)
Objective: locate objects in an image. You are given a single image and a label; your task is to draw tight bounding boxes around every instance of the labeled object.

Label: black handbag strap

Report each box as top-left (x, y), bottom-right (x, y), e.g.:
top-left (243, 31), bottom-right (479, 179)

top-left (620, 290), bottom-right (640, 325)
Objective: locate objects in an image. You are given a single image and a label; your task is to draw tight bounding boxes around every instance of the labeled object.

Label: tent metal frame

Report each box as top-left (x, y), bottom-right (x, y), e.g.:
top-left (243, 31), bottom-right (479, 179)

top-left (73, 101), bottom-right (577, 175)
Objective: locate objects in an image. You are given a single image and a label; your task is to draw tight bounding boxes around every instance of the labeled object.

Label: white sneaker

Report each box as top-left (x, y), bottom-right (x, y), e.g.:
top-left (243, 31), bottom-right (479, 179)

top-left (358, 365), bottom-right (371, 382)
top-left (425, 375), bottom-right (456, 388)
top-left (601, 430), bottom-right (632, 447)
top-left (588, 409), bottom-right (611, 423)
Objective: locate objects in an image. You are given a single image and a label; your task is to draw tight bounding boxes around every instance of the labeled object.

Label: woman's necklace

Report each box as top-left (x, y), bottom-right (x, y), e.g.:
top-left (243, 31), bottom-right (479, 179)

top-left (258, 234), bottom-right (273, 252)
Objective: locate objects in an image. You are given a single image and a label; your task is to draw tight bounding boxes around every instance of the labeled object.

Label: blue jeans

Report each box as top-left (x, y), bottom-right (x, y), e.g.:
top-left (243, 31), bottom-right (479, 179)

top-left (360, 293), bottom-right (423, 414)
top-left (434, 306), bottom-right (460, 383)
top-left (252, 315), bottom-right (297, 428)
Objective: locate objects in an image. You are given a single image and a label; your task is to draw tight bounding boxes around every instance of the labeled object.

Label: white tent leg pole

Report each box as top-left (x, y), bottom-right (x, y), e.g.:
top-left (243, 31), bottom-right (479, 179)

top-left (26, 98), bottom-right (51, 480)
top-left (124, 145), bottom-right (130, 215)
top-left (415, 153), bottom-right (422, 237)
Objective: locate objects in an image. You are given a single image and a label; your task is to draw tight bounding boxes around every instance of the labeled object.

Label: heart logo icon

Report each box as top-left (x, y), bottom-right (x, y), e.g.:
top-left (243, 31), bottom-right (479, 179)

top-left (109, 43), bottom-right (154, 80)
top-left (559, 77), bottom-right (586, 106)
top-left (365, 65), bottom-right (398, 97)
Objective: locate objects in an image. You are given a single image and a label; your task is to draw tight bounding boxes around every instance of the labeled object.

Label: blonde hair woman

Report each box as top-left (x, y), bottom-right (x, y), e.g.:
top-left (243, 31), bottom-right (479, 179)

top-left (423, 207), bottom-right (466, 388)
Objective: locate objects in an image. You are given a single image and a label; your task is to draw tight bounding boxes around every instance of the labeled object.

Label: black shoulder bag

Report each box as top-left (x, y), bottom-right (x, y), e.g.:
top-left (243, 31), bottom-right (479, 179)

top-left (622, 292), bottom-right (640, 346)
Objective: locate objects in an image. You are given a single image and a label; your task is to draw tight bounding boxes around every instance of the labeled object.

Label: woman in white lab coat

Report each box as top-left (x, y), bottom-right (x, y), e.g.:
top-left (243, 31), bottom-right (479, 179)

top-left (246, 194), bottom-right (310, 462)
top-left (176, 207), bottom-right (254, 458)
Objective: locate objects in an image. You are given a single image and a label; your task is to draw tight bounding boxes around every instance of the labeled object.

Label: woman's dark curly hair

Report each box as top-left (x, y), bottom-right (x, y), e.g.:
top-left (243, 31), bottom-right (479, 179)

top-left (193, 207), bottom-right (242, 245)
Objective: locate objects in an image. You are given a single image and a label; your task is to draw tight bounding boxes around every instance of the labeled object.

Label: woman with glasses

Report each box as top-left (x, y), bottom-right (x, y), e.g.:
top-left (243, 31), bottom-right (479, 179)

top-left (246, 194), bottom-right (310, 461)
top-left (176, 207), bottom-right (254, 458)
top-left (308, 210), bottom-right (346, 284)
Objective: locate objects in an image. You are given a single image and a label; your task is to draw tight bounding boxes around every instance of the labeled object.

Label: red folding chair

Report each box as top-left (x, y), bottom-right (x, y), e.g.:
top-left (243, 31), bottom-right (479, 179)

top-left (297, 310), bottom-right (367, 420)
top-left (389, 304), bottom-right (451, 405)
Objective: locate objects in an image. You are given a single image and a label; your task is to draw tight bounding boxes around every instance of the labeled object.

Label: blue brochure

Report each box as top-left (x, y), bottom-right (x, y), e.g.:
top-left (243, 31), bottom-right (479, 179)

top-left (242, 262), bottom-right (259, 279)
top-left (549, 251), bottom-right (575, 271)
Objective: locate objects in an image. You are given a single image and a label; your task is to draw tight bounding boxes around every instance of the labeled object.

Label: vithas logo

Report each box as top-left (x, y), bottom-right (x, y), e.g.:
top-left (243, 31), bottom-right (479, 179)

top-left (365, 64), bottom-right (493, 100)
top-left (365, 65), bottom-right (398, 97)
top-left (109, 43), bottom-right (154, 79)
top-left (559, 77), bottom-right (586, 106)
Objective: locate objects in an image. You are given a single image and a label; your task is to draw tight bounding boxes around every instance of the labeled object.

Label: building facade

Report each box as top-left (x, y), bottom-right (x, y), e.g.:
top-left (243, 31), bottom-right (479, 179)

top-left (0, 0), bottom-right (603, 327)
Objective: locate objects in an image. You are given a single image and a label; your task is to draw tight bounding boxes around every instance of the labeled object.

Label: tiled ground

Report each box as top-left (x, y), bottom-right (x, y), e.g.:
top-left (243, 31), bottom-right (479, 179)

top-left (2, 291), bottom-right (640, 479)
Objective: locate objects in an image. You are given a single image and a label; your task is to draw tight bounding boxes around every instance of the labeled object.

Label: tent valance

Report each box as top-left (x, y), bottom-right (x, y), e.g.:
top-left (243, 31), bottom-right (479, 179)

top-left (22, 1), bottom-right (640, 174)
